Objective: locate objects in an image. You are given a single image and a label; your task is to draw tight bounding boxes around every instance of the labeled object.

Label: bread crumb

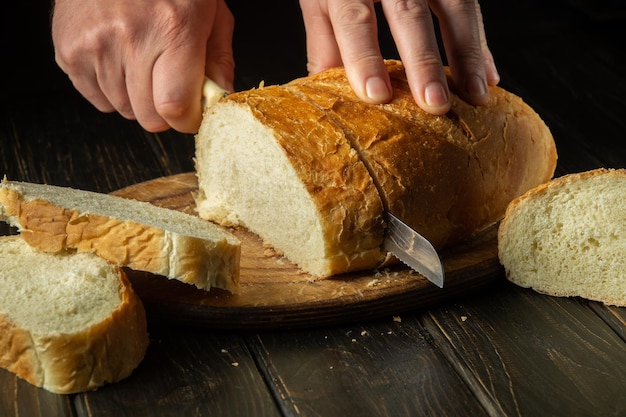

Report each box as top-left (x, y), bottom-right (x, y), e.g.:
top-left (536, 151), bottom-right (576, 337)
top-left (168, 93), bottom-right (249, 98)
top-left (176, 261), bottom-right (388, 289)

top-left (461, 315), bottom-right (468, 322)
top-left (360, 330), bottom-right (368, 336)
top-left (232, 362), bottom-right (239, 367)
top-left (221, 348), bottom-right (228, 353)
top-left (263, 245), bottom-right (283, 257)
top-left (393, 316), bottom-right (402, 323)
top-left (351, 338), bottom-right (357, 343)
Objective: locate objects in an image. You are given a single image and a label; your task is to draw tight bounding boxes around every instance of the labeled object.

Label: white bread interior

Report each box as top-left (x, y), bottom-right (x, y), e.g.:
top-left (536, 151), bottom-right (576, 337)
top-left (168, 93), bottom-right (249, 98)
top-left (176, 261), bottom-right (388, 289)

top-left (498, 168), bottom-right (626, 306)
top-left (0, 235), bottom-right (148, 394)
top-left (195, 88), bottom-right (385, 276)
top-left (196, 60), bottom-right (557, 277)
top-left (0, 180), bottom-right (240, 292)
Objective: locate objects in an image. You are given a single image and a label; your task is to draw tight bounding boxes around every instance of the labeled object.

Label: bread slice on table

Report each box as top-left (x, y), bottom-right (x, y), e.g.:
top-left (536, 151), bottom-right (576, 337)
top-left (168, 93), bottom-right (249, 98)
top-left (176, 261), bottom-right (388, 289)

top-left (195, 59), bottom-right (557, 277)
top-left (0, 235), bottom-right (148, 394)
top-left (0, 179), bottom-right (240, 292)
top-left (498, 168), bottom-right (626, 306)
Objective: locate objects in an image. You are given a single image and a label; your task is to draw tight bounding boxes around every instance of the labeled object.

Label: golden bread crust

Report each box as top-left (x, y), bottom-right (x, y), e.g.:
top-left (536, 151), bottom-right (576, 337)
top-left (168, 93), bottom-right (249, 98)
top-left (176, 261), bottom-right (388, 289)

top-left (287, 60), bottom-right (557, 248)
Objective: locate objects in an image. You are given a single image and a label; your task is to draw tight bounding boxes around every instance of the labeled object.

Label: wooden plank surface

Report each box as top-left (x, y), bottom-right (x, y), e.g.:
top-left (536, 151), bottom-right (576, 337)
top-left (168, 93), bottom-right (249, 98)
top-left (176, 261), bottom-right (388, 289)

top-left (0, 375), bottom-right (74, 417)
top-left (421, 284), bottom-right (626, 417)
top-left (75, 325), bottom-right (281, 417)
top-left (248, 318), bottom-right (490, 417)
top-left (111, 173), bottom-right (502, 329)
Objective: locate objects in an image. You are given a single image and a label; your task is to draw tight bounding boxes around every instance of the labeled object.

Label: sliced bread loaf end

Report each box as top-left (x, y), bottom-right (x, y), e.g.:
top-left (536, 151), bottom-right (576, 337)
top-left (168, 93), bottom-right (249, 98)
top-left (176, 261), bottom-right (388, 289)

top-left (498, 168), bottom-right (626, 306)
top-left (0, 236), bottom-right (148, 393)
top-left (195, 86), bottom-right (386, 277)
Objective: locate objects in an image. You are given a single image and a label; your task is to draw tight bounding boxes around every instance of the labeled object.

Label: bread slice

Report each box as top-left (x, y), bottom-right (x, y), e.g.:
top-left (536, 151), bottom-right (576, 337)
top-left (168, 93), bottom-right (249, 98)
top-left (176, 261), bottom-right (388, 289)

top-left (0, 235), bottom-right (148, 393)
top-left (498, 168), bottom-right (626, 306)
top-left (0, 179), bottom-right (240, 292)
top-left (195, 60), bottom-right (556, 277)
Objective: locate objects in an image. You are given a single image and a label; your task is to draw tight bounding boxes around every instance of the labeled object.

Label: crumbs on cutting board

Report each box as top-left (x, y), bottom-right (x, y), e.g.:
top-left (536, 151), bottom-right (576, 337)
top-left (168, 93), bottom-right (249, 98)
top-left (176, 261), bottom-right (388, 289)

top-left (367, 268), bottom-right (416, 287)
top-left (262, 243), bottom-right (283, 258)
top-left (220, 348), bottom-right (240, 366)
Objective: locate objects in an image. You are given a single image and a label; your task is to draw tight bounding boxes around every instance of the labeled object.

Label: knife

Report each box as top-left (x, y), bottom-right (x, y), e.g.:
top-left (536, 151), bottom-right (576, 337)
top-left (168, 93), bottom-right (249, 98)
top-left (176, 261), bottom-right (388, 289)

top-left (201, 78), bottom-right (445, 287)
top-left (202, 77), bottom-right (229, 109)
top-left (383, 212), bottom-right (445, 288)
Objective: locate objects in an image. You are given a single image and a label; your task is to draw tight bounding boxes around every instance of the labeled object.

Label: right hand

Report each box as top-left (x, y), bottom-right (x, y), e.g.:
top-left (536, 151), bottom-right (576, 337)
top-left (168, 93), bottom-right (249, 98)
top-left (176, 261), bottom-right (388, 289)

top-left (52, 0), bottom-right (235, 133)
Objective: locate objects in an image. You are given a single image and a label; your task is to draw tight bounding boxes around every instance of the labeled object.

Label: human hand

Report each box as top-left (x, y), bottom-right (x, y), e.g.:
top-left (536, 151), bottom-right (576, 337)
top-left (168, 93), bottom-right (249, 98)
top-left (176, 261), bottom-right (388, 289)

top-left (299, 0), bottom-right (500, 115)
top-left (52, 0), bottom-right (234, 133)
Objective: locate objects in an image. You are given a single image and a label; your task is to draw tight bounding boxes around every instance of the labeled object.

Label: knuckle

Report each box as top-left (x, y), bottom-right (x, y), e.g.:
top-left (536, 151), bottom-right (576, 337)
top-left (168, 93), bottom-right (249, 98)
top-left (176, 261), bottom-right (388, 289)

top-left (331, 1), bottom-right (375, 26)
top-left (450, 49), bottom-right (485, 72)
top-left (397, 43), bottom-right (442, 66)
top-left (155, 99), bottom-right (191, 121)
top-left (388, 0), bottom-right (431, 20)
top-left (350, 54), bottom-right (385, 69)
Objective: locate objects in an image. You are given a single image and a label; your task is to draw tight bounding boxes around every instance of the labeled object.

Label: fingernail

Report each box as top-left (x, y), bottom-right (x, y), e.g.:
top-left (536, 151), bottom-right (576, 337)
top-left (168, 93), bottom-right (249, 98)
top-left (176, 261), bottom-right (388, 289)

top-left (365, 76), bottom-right (391, 102)
top-left (424, 81), bottom-right (449, 108)
top-left (467, 74), bottom-right (488, 98)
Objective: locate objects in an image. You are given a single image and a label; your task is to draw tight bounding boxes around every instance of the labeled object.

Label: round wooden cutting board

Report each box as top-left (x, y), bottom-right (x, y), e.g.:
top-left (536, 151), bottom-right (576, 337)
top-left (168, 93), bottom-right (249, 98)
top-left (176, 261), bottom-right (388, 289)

top-left (112, 173), bottom-right (503, 329)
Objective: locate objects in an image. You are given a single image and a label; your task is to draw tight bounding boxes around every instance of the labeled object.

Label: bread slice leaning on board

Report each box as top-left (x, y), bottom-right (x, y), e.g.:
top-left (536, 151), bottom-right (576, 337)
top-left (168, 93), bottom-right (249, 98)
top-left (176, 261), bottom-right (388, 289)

top-left (0, 235), bottom-right (148, 394)
top-left (195, 60), bottom-right (558, 277)
top-left (0, 179), bottom-right (240, 292)
top-left (498, 168), bottom-right (626, 306)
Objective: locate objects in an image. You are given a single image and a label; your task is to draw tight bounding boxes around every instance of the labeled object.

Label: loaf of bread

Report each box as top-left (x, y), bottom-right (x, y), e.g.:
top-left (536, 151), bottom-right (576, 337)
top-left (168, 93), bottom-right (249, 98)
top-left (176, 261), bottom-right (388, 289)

top-left (0, 179), bottom-right (240, 292)
top-left (0, 235), bottom-right (148, 393)
top-left (498, 168), bottom-right (626, 306)
top-left (195, 60), bottom-right (557, 277)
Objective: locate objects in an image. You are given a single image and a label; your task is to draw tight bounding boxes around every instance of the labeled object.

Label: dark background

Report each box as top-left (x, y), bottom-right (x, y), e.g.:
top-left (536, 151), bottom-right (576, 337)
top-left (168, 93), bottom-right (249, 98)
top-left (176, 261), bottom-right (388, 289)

top-left (2, 0), bottom-right (625, 177)
top-left (4, 0), bottom-right (625, 96)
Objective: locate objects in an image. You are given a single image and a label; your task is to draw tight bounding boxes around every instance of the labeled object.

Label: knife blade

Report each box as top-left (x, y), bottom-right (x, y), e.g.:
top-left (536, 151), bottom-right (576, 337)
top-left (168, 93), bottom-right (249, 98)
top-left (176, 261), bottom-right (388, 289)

top-left (383, 212), bottom-right (444, 288)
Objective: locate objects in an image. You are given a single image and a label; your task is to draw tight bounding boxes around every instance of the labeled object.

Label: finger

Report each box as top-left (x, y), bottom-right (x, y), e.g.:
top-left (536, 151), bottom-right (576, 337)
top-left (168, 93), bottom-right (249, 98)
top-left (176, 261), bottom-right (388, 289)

top-left (429, 0), bottom-right (489, 105)
top-left (327, 0), bottom-right (392, 103)
top-left (150, 41), bottom-right (207, 133)
top-left (382, 0), bottom-right (450, 114)
top-left (299, 0), bottom-right (343, 74)
top-left (53, 33), bottom-right (118, 114)
top-left (205, 0), bottom-right (235, 93)
top-left (64, 67), bottom-right (117, 114)
top-left (474, 0), bottom-right (499, 86)
top-left (125, 58), bottom-right (169, 132)
top-left (51, 0), bottom-right (116, 114)
top-left (93, 49), bottom-right (137, 120)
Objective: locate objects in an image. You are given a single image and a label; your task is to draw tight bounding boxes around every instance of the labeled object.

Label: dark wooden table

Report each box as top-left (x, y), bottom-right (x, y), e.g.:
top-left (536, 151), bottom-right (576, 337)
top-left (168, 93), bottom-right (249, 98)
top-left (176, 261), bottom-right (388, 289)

top-left (2, 1), bottom-right (625, 416)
